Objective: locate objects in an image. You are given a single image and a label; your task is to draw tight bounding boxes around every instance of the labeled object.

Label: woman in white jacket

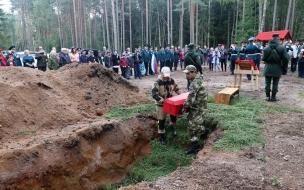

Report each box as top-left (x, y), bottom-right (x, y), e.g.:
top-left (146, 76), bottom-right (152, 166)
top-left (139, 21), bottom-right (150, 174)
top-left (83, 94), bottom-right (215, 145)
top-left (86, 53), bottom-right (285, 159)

top-left (212, 47), bottom-right (221, 72)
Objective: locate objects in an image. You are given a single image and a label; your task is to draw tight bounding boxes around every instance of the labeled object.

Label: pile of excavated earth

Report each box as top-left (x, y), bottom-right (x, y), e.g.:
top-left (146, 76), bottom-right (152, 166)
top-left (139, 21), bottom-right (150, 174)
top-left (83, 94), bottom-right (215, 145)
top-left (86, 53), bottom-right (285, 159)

top-left (0, 64), bottom-right (157, 189)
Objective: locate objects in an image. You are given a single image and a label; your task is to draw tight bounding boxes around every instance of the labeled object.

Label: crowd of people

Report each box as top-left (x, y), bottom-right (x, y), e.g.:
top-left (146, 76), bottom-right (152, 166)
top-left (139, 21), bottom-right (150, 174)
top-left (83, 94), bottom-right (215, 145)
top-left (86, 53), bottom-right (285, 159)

top-left (1, 36), bottom-right (303, 79)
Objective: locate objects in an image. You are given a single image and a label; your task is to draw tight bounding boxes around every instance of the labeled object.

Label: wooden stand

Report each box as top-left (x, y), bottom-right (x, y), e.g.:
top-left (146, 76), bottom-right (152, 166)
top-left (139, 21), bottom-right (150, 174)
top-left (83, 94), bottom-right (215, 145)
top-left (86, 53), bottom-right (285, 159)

top-left (234, 60), bottom-right (259, 91)
top-left (215, 85), bottom-right (240, 105)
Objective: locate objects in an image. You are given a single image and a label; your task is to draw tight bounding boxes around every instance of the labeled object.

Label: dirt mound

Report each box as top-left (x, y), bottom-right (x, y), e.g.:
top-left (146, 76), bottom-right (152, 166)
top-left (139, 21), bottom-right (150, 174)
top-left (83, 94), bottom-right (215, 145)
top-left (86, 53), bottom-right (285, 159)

top-left (0, 64), bottom-right (155, 189)
top-left (0, 64), bottom-right (147, 148)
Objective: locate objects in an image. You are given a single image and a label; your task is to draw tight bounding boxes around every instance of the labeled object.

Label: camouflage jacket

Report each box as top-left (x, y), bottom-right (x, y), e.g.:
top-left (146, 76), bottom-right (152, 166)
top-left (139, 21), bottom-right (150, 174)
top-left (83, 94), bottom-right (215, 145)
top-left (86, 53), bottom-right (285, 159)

top-left (152, 75), bottom-right (180, 106)
top-left (183, 73), bottom-right (207, 110)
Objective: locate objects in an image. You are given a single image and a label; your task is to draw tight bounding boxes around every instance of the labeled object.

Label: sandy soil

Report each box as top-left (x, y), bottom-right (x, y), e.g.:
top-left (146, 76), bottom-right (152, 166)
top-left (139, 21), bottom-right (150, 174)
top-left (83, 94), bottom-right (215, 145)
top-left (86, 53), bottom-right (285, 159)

top-left (121, 63), bottom-right (304, 190)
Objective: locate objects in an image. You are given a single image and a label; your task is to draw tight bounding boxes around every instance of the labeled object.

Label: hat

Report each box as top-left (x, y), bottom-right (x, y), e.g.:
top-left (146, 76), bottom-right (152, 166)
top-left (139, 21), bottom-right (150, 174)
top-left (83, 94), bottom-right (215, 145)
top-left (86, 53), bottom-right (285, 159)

top-left (7, 55), bottom-right (13, 59)
top-left (89, 50), bottom-right (94, 53)
top-left (221, 44), bottom-right (225, 46)
top-left (38, 50), bottom-right (45, 54)
top-left (144, 44), bottom-right (149, 47)
top-left (233, 41), bottom-right (238, 44)
top-left (160, 45), bottom-right (164, 49)
top-left (76, 48), bottom-right (81, 51)
top-left (81, 49), bottom-right (86, 53)
top-left (183, 65), bottom-right (197, 73)
top-left (161, 67), bottom-right (170, 77)
top-left (242, 41), bottom-right (247, 43)
top-left (61, 48), bottom-right (68, 51)
top-left (217, 44), bottom-right (221, 46)
top-left (295, 39), bottom-right (301, 42)
top-left (166, 44), bottom-right (170, 48)
top-left (71, 46), bottom-right (75, 49)
top-left (9, 46), bottom-right (16, 50)
top-left (188, 43), bottom-right (195, 48)
top-left (272, 34), bottom-right (279, 38)
top-left (248, 37), bottom-right (255, 41)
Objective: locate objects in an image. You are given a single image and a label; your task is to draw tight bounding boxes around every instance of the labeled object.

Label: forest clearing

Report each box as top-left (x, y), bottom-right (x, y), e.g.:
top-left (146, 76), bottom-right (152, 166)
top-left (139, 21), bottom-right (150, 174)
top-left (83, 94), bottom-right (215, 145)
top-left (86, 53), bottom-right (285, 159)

top-left (0, 63), bottom-right (303, 190)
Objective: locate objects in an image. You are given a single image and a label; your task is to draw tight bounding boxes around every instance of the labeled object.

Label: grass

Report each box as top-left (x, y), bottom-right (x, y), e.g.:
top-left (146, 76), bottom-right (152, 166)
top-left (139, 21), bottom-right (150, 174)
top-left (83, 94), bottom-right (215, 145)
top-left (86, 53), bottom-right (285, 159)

top-left (106, 103), bottom-right (155, 120)
top-left (15, 130), bottom-right (36, 135)
top-left (101, 95), bottom-right (304, 189)
top-left (297, 93), bottom-right (304, 99)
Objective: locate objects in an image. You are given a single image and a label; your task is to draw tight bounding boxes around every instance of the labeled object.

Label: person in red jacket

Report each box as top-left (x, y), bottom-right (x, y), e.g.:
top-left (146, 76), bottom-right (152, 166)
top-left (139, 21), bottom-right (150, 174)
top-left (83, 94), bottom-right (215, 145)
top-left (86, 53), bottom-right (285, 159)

top-left (0, 49), bottom-right (7, 66)
top-left (6, 55), bottom-right (16, 66)
top-left (179, 48), bottom-right (186, 69)
top-left (120, 53), bottom-right (130, 79)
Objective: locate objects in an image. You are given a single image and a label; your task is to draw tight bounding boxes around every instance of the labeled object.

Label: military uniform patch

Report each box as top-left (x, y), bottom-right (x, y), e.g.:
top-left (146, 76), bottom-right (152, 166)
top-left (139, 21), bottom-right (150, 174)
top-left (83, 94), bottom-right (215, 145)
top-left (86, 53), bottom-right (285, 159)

top-left (189, 83), bottom-right (194, 93)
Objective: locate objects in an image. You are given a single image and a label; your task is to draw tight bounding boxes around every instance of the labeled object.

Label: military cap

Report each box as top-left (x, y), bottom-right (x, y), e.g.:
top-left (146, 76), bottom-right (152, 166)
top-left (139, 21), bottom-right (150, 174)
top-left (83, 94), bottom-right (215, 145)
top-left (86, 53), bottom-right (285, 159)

top-left (89, 50), bottom-right (94, 53)
top-left (295, 39), bottom-right (301, 42)
top-left (241, 41), bottom-right (247, 43)
top-left (248, 37), bottom-right (255, 41)
top-left (272, 34), bottom-right (279, 38)
top-left (217, 44), bottom-right (221, 46)
top-left (144, 44), bottom-right (149, 47)
top-left (81, 49), bottom-right (86, 53)
top-left (9, 46), bottom-right (16, 50)
top-left (71, 46), bottom-right (75, 49)
top-left (160, 45), bottom-right (164, 49)
top-left (188, 43), bottom-right (195, 48)
top-left (183, 65), bottom-right (197, 73)
top-left (166, 44), bottom-right (170, 47)
top-left (233, 41), bottom-right (238, 45)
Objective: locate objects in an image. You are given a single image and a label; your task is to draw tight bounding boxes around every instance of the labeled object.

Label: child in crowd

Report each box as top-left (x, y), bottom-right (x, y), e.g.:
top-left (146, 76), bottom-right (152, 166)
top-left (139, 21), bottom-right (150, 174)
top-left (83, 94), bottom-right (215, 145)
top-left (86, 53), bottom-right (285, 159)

top-left (207, 48), bottom-right (214, 71)
top-left (212, 48), bottom-right (221, 72)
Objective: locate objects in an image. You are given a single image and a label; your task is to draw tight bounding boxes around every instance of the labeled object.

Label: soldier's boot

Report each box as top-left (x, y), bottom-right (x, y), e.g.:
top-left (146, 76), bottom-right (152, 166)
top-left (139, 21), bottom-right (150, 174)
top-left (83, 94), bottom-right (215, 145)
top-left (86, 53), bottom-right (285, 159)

top-left (266, 92), bottom-right (271, 101)
top-left (200, 128), bottom-right (210, 140)
top-left (170, 126), bottom-right (177, 136)
top-left (185, 141), bottom-right (200, 155)
top-left (159, 134), bottom-right (167, 145)
top-left (271, 93), bottom-right (279, 101)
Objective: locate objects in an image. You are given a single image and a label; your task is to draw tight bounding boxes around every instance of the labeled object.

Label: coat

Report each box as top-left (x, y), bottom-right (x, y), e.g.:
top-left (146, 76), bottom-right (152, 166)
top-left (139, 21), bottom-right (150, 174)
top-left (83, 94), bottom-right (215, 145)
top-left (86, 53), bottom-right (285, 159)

top-left (262, 39), bottom-right (289, 77)
top-left (48, 56), bottom-right (59, 70)
top-left (35, 54), bottom-right (48, 67)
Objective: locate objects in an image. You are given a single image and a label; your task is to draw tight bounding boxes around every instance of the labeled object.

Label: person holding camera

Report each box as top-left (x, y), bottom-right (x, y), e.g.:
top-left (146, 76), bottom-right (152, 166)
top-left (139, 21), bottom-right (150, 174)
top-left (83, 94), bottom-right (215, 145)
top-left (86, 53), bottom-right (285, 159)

top-left (133, 49), bottom-right (142, 79)
top-left (229, 42), bottom-right (239, 75)
top-left (219, 44), bottom-right (228, 72)
top-left (239, 41), bottom-right (247, 60)
top-left (35, 50), bottom-right (48, 72)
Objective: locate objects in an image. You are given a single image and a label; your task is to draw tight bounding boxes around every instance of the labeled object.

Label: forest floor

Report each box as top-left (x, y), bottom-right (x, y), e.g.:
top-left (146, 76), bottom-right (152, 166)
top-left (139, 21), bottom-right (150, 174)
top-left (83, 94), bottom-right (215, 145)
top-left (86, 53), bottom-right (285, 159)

top-left (121, 63), bottom-right (304, 190)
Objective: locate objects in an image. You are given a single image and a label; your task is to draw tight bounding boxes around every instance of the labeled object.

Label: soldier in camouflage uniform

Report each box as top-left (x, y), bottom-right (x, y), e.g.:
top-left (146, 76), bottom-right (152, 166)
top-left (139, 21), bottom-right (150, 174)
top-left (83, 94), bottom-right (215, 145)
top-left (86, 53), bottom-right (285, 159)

top-left (152, 67), bottom-right (181, 145)
top-left (182, 65), bottom-right (208, 154)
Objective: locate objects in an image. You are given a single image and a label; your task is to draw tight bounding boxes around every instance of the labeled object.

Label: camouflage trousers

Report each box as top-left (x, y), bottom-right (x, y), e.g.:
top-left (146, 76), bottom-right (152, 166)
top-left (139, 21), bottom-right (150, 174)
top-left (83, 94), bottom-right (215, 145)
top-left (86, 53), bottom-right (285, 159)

top-left (187, 110), bottom-right (205, 142)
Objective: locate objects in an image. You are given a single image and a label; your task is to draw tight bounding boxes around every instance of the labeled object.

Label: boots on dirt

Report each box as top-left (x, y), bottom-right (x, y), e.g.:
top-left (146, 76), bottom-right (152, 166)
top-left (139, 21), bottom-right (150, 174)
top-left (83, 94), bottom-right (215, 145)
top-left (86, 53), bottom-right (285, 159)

top-left (200, 128), bottom-right (209, 140)
top-left (270, 93), bottom-right (279, 101)
top-left (185, 141), bottom-right (200, 155)
top-left (159, 134), bottom-right (167, 145)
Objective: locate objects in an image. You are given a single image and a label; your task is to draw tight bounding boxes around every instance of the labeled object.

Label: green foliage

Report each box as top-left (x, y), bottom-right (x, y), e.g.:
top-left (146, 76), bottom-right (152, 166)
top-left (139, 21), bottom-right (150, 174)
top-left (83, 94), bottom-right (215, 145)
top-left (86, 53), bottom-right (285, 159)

top-left (106, 104), bottom-right (155, 119)
top-left (210, 96), bottom-right (304, 151)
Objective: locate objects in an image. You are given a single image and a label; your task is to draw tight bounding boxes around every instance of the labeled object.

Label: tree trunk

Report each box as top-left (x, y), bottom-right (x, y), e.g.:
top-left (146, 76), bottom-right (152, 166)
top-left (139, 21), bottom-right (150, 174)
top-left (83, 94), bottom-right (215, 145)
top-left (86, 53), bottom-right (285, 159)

top-left (260, 0), bottom-right (267, 32)
top-left (235, 0), bottom-right (239, 41)
top-left (195, 3), bottom-right (198, 45)
top-left (56, 0), bottom-right (63, 48)
top-left (129, 0), bottom-right (132, 51)
top-left (105, 0), bottom-right (110, 49)
top-left (227, 3), bottom-right (230, 47)
top-left (258, 0), bottom-right (262, 32)
top-left (73, 0), bottom-right (78, 47)
top-left (122, 0), bottom-right (125, 52)
top-left (190, 0), bottom-right (194, 43)
top-left (116, 0), bottom-right (120, 52)
top-left (141, 11), bottom-right (144, 46)
top-left (88, 0), bottom-right (92, 47)
top-left (170, 0), bottom-right (173, 45)
top-left (242, 0), bottom-right (245, 32)
top-left (290, 0), bottom-right (295, 34)
top-left (180, 0), bottom-right (184, 48)
top-left (167, 0), bottom-right (170, 44)
top-left (285, 0), bottom-right (292, 30)
top-left (207, 0), bottom-right (211, 48)
top-left (84, 4), bottom-right (87, 47)
top-left (157, 7), bottom-right (161, 46)
top-left (101, 9), bottom-right (106, 47)
top-left (111, 0), bottom-right (118, 50)
top-left (272, 0), bottom-right (277, 31)
top-left (146, 0), bottom-right (148, 44)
